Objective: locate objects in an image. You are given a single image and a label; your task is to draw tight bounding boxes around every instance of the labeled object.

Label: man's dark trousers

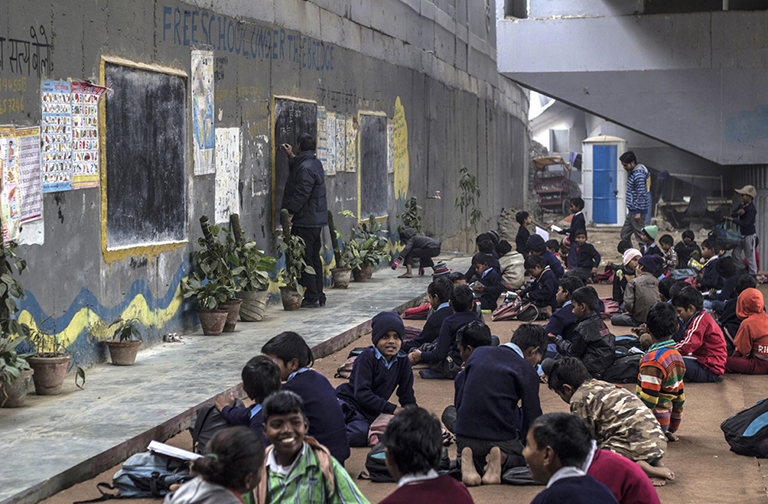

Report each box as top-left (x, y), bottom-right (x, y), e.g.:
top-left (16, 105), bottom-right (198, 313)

top-left (292, 226), bottom-right (325, 304)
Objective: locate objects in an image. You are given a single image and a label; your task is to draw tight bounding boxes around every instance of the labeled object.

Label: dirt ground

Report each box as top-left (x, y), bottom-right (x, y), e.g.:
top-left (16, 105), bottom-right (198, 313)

top-left (42, 281), bottom-right (768, 504)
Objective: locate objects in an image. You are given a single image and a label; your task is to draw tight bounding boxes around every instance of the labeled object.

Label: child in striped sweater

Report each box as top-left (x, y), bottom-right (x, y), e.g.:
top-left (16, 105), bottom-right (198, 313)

top-left (636, 302), bottom-right (686, 442)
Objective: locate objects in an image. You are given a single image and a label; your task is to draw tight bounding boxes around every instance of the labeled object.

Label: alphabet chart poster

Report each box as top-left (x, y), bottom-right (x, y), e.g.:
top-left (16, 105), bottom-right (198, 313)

top-left (41, 80), bottom-right (73, 193)
top-left (71, 82), bottom-right (107, 189)
top-left (16, 126), bottom-right (43, 223)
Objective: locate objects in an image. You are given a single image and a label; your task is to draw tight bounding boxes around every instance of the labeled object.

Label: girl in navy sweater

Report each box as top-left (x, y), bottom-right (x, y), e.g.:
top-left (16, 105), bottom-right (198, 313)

top-left (261, 332), bottom-right (350, 464)
top-left (336, 312), bottom-right (417, 447)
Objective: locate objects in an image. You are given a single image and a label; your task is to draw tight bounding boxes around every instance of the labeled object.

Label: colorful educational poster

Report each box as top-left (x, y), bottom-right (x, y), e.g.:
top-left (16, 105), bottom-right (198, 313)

top-left (192, 50), bottom-right (215, 175)
top-left (387, 118), bottom-right (394, 174)
top-left (214, 127), bottom-right (241, 224)
top-left (345, 116), bottom-right (358, 172)
top-left (16, 127), bottom-right (43, 223)
top-left (41, 80), bottom-right (73, 192)
top-left (325, 111), bottom-right (336, 175)
top-left (316, 106), bottom-right (328, 167)
top-left (335, 113), bottom-right (346, 174)
top-left (0, 128), bottom-right (21, 243)
top-left (70, 82), bottom-right (107, 189)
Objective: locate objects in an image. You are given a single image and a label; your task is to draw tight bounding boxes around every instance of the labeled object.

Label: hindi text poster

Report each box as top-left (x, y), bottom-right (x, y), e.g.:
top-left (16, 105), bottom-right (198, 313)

top-left (41, 80), bottom-right (73, 192)
top-left (71, 82), bottom-right (107, 189)
top-left (214, 127), bottom-right (241, 224)
top-left (16, 126), bottom-right (43, 223)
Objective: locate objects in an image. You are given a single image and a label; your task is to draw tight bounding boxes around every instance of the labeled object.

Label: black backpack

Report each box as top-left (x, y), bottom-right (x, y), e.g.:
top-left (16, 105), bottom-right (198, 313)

top-left (720, 399), bottom-right (768, 457)
top-left (601, 354), bottom-right (642, 384)
top-left (358, 442), bottom-right (396, 482)
top-left (189, 399), bottom-right (245, 454)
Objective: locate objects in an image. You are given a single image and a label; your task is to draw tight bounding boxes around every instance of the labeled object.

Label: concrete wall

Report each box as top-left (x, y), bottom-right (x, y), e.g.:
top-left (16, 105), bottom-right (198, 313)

top-left (1, 0), bottom-right (528, 368)
top-left (526, 0), bottom-right (641, 18)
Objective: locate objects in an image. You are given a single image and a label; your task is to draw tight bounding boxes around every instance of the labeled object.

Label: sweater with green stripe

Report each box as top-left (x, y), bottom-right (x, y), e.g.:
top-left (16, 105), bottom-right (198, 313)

top-left (635, 340), bottom-right (685, 433)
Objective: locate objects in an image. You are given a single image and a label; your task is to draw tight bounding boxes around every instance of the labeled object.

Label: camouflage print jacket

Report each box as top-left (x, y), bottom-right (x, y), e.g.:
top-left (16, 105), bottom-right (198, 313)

top-left (570, 379), bottom-right (666, 463)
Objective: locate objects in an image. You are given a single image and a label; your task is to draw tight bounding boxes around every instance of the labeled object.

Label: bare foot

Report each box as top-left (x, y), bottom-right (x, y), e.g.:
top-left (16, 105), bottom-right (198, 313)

top-left (461, 447), bottom-right (482, 487)
top-left (481, 447), bottom-right (502, 485)
top-left (398, 273), bottom-right (412, 278)
top-left (666, 431), bottom-right (680, 442)
top-left (637, 460), bottom-right (675, 485)
top-left (650, 478), bottom-right (667, 487)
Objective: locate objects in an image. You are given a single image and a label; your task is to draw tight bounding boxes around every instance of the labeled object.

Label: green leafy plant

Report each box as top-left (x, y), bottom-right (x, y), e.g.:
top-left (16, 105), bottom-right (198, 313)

top-left (397, 197), bottom-right (423, 237)
top-left (455, 166), bottom-right (483, 234)
top-left (0, 241), bottom-right (29, 339)
top-left (108, 317), bottom-right (141, 342)
top-left (0, 334), bottom-right (30, 387)
top-left (229, 214), bottom-right (276, 291)
top-left (181, 276), bottom-right (236, 310)
top-left (27, 315), bottom-right (86, 389)
top-left (353, 215), bottom-right (390, 268)
top-left (190, 215), bottom-right (238, 293)
top-left (274, 209), bottom-right (315, 293)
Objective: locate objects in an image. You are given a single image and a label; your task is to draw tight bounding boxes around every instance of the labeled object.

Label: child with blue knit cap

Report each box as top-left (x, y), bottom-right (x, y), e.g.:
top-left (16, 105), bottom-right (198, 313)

top-left (336, 311), bottom-right (417, 447)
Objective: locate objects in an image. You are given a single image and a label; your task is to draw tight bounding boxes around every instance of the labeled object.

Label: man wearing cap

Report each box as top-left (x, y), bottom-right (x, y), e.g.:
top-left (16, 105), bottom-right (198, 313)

top-left (619, 151), bottom-right (650, 248)
top-left (726, 185), bottom-right (758, 277)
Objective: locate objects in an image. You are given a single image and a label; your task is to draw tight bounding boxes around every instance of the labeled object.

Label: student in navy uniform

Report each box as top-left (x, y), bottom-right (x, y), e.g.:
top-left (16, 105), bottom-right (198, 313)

top-left (261, 332), bottom-right (350, 462)
top-left (516, 211), bottom-right (532, 256)
top-left (545, 275), bottom-right (586, 345)
top-left (698, 238), bottom-right (723, 291)
top-left (726, 184), bottom-right (758, 277)
top-left (527, 234), bottom-right (564, 280)
top-left (674, 230), bottom-right (701, 269)
top-left (571, 229), bottom-right (601, 279)
top-left (519, 255), bottom-right (559, 319)
top-left (471, 252), bottom-right (506, 311)
top-left (336, 312), bottom-right (416, 447)
top-left (704, 256), bottom-right (740, 315)
top-left (409, 285), bottom-right (480, 379)
top-left (465, 235), bottom-right (502, 282)
top-left (640, 226), bottom-right (663, 258)
top-left (403, 277), bottom-right (454, 352)
top-left (567, 198), bottom-right (586, 239)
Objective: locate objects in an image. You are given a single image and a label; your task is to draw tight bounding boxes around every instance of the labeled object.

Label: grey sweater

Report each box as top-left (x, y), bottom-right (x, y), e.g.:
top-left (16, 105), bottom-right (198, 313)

top-left (164, 477), bottom-right (242, 504)
top-left (399, 228), bottom-right (440, 258)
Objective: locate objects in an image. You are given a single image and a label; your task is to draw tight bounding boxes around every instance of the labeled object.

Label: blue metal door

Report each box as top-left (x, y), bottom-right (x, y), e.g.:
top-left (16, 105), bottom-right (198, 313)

top-left (593, 145), bottom-right (617, 224)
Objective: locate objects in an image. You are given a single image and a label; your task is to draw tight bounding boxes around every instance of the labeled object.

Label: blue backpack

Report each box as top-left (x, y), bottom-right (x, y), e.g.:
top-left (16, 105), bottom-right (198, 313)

top-left (721, 399), bottom-right (768, 458)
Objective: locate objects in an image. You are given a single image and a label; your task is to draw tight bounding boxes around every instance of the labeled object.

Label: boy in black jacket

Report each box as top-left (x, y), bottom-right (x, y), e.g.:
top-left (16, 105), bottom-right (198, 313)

top-left (572, 229), bottom-right (601, 279)
top-left (519, 255), bottom-right (559, 319)
top-left (545, 275), bottom-right (586, 344)
top-left (392, 227), bottom-right (441, 278)
top-left (551, 286), bottom-right (616, 378)
top-left (697, 238), bottom-right (722, 291)
top-left (674, 230), bottom-right (701, 268)
top-left (402, 277), bottom-right (454, 352)
top-left (515, 211), bottom-right (531, 256)
top-left (471, 253), bottom-right (505, 311)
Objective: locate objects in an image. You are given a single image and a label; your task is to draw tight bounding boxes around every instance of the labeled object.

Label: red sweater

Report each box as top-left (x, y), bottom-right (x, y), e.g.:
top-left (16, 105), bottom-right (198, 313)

top-left (588, 448), bottom-right (660, 504)
top-left (674, 311), bottom-right (727, 375)
top-left (378, 475), bottom-right (474, 504)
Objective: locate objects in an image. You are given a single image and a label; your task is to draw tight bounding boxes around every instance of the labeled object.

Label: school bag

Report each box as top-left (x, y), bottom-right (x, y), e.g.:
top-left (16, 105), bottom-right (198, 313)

top-left (403, 303), bottom-right (430, 319)
top-left (491, 298), bottom-right (538, 322)
top-left (358, 442), bottom-right (397, 482)
top-left (367, 413), bottom-right (395, 446)
top-left (74, 451), bottom-right (192, 502)
top-left (601, 354), bottom-right (642, 384)
top-left (334, 347), bottom-right (366, 379)
top-left (720, 398), bottom-right (768, 458)
top-left (189, 398), bottom-right (245, 454)
top-left (709, 220), bottom-right (741, 250)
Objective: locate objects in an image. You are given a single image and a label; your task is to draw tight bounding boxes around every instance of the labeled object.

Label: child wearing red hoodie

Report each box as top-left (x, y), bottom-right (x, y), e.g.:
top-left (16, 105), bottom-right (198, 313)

top-left (671, 287), bottom-right (727, 383)
top-left (726, 288), bottom-right (768, 375)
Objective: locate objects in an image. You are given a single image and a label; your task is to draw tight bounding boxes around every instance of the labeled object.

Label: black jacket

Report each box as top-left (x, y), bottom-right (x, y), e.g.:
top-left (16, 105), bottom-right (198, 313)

top-left (555, 312), bottom-right (616, 378)
top-left (399, 228), bottom-right (440, 258)
top-left (282, 151), bottom-right (327, 227)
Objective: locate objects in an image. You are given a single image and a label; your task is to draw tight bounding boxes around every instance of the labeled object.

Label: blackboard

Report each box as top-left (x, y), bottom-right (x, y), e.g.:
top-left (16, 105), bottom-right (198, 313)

top-left (359, 114), bottom-right (388, 218)
top-left (104, 61), bottom-right (187, 249)
top-left (272, 98), bottom-right (317, 230)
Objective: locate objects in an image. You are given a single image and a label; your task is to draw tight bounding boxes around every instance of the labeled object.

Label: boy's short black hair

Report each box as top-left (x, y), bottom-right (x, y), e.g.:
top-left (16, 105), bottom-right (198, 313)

top-left (682, 230), bottom-right (695, 241)
top-left (516, 211), bottom-right (529, 225)
top-left (571, 286), bottom-right (598, 312)
top-left (262, 390), bottom-right (306, 421)
top-left (524, 254), bottom-right (545, 271)
top-left (570, 197), bottom-right (584, 210)
top-left (449, 272), bottom-right (467, 283)
top-left (457, 320), bottom-right (493, 349)
top-left (619, 151), bottom-right (637, 164)
top-left (573, 228), bottom-right (587, 239)
top-left (475, 233), bottom-right (490, 246)
top-left (451, 284), bottom-right (474, 312)
top-left (529, 413), bottom-right (592, 468)
top-left (242, 355), bottom-right (281, 403)
top-left (495, 240), bottom-right (513, 256)
top-left (296, 133), bottom-right (316, 152)
top-left (510, 324), bottom-right (548, 353)
top-left (546, 356), bottom-right (591, 395)
top-left (428, 276), bottom-right (453, 303)
top-left (735, 273), bottom-right (758, 295)
top-left (559, 275), bottom-right (585, 297)
top-left (261, 331), bottom-right (314, 368)
top-left (701, 238), bottom-right (717, 251)
top-left (645, 302), bottom-right (679, 341)
top-left (659, 234), bottom-right (674, 246)
top-left (472, 252), bottom-right (490, 266)
top-left (658, 276), bottom-right (676, 300)
top-left (668, 280), bottom-right (689, 302)
top-left (546, 239), bottom-right (560, 252)
top-left (617, 240), bottom-right (633, 254)
top-left (382, 406), bottom-right (441, 475)
top-left (477, 239), bottom-right (494, 254)
top-left (671, 286), bottom-right (704, 312)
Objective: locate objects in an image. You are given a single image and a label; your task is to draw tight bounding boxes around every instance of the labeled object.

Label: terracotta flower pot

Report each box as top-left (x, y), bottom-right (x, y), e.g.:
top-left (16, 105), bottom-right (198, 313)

top-left (331, 268), bottom-right (352, 289)
top-left (218, 298), bottom-right (243, 332)
top-left (0, 368), bottom-right (34, 407)
top-left (352, 265), bottom-right (372, 282)
top-left (279, 286), bottom-right (303, 311)
top-left (106, 339), bottom-right (142, 366)
top-left (27, 354), bottom-right (72, 395)
top-left (198, 308), bottom-right (229, 335)
top-left (237, 290), bottom-right (269, 322)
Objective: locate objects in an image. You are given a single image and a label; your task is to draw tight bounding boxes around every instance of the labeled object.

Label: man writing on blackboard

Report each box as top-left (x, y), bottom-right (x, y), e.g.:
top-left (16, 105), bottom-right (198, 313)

top-left (282, 133), bottom-right (328, 308)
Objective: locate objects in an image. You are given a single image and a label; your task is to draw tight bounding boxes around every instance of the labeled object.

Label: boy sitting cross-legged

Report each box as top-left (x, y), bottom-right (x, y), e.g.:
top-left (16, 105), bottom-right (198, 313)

top-left (258, 391), bottom-right (369, 504)
top-left (545, 275), bottom-right (586, 344)
top-left (519, 254), bottom-right (559, 319)
top-left (551, 286), bottom-right (615, 378)
top-left (611, 255), bottom-right (662, 327)
top-left (380, 406), bottom-right (474, 504)
top-left (455, 324), bottom-right (547, 487)
top-left (471, 252), bottom-right (506, 311)
top-left (674, 229), bottom-right (701, 269)
top-left (402, 277), bottom-right (454, 352)
top-left (671, 286), bottom-right (727, 383)
top-left (543, 357), bottom-right (673, 486)
top-left (636, 303), bottom-right (686, 442)
top-left (336, 312), bottom-right (416, 447)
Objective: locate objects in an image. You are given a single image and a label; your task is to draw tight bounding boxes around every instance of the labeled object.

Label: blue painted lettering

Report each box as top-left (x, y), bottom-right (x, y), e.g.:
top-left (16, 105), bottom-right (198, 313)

top-left (191, 10), bottom-right (198, 43)
top-left (218, 16), bottom-right (225, 50)
top-left (183, 10), bottom-right (190, 46)
top-left (329, 45), bottom-right (333, 70)
top-left (273, 29), bottom-right (278, 59)
top-left (227, 20), bottom-right (235, 52)
top-left (174, 8), bottom-right (181, 45)
top-left (250, 26), bottom-right (258, 58)
top-left (207, 13), bottom-right (215, 46)
top-left (162, 6), bottom-right (171, 41)
top-left (302, 37), bottom-right (307, 68)
top-left (280, 28), bottom-right (285, 60)
top-left (202, 12), bottom-right (209, 44)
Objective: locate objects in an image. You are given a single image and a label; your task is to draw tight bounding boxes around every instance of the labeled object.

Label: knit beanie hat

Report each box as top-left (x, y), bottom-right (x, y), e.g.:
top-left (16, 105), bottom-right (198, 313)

top-left (643, 225), bottom-right (658, 240)
top-left (622, 248), bottom-right (642, 266)
top-left (371, 311), bottom-right (404, 345)
top-left (432, 261), bottom-right (450, 279)
top-left (638, 255), bottom-right (663, 272)
top-left (487, 230), bottom-right (500, 245)
top-left (716, 256), bottom-right (737, 278)
top-left (526, 234), bottom-right (546, 253)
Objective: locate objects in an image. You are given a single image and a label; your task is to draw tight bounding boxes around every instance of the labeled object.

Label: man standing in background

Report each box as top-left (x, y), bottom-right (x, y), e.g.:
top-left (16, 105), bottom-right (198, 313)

top-left (620, 151), bottom-right (650, 248)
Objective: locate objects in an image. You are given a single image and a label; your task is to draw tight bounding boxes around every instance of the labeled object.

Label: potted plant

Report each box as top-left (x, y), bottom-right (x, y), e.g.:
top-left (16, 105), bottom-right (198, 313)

top-left (351, 215), bottom-right (390, 281)
top-left (104, 318), bottom-right (142, 366)
top-left (396, 196), bottom-right (423, 237)
top-left (229, 214), bottom-right (276, 321)
top-left (181, 276), bottom-right (233, 335)
top-left (274, 209), bottom-right (315, 310)
top-left (0, 334), bottom-right (33, 407)
top-left (327, 210), bottom-right (353, 289)
top-left (27, 319), bottom-right (85, 395)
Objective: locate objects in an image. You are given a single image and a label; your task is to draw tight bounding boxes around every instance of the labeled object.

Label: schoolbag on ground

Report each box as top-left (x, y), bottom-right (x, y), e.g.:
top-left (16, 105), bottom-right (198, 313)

top-left (721, 398), bottom-right (768, 457)
top-left (334, 347), bottom-right (366, 379)
top-left (358, 442), bottom-right (396, 482)
top-left (189, 398), bottom-right (245, 454)
top-left (492, 298), bottom-right (538, 322)
top-left (602, 354), bottom-right (642, 384)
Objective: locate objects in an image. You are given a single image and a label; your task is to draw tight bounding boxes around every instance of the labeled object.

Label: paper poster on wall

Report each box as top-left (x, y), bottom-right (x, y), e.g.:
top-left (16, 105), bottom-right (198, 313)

top-left (345, 116), bottom-right (358, 172)
top-left (71, 82), bottom-right (107, 189)
top-left (0, 128), bottom-right (21, 243)
top-left (214, 127), bottom-right (241, 224)
top-left (387, 118), bottom-right (394, 174)
top-left (41, 80), bottom-right (73, 193)
top-left (316, 106), bottom-right (327, 168)
top-left (325, 111), bottom-right (336, 175)
top-left (16, 127), bottom-right (43, 223)
top-left (192, 50), bottom-right (215, 175)
top-left (335, 113), bottom-right (346, 173)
